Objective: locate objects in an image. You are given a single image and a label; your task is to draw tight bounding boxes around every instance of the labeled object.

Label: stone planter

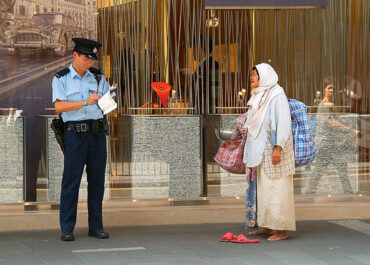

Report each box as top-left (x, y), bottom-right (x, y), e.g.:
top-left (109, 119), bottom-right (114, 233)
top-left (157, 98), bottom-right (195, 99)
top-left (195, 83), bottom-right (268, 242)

top-left (114, 115), bottom-right (202, 199)
top-left (0, 116), bottom-right (24, 204)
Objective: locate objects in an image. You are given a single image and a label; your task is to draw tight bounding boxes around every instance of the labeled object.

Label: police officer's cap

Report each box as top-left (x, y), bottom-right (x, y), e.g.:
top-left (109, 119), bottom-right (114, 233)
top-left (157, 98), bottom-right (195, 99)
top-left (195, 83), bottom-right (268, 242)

top-left (72, 38), bottom-right (101, 60)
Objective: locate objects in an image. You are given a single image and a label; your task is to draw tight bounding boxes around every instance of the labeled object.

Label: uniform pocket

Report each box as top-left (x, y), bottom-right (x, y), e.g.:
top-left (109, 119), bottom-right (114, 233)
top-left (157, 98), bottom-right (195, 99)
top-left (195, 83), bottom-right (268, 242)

top-left (66, 87), bottom-right (81, 102)
top-left (88, 80), bottom-right (101, 95)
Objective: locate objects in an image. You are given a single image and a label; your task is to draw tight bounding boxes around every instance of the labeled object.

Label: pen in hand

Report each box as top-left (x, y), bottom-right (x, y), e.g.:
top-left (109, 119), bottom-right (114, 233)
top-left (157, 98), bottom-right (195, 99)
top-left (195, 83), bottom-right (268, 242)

top-left (87, 90), bottom-right (101, 105)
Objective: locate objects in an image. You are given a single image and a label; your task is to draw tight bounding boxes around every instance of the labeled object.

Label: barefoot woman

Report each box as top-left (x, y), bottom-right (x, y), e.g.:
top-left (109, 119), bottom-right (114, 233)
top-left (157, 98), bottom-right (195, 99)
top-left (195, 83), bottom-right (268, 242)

top-left (243, 63), bottom-right (296, 241)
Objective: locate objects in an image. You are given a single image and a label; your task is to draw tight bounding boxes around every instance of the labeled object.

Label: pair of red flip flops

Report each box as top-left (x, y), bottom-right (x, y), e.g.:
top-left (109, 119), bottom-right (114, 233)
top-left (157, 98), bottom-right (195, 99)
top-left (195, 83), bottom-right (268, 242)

top-left (220, 232), bottom-right (259, 243)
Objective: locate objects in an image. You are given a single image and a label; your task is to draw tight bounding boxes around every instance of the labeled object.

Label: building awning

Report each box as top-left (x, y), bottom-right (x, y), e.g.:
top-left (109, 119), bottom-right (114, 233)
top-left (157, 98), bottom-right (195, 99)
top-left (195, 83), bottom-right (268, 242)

top-left (204, 0), bottom-right (328, 9)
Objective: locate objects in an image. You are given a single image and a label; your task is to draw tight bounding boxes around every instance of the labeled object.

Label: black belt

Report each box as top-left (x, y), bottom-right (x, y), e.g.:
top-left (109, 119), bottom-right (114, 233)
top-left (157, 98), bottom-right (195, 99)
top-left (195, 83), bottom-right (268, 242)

top-left (66, 122), bottom-right (90, 132)
top-left (65, 119), bottom-right (105, 133)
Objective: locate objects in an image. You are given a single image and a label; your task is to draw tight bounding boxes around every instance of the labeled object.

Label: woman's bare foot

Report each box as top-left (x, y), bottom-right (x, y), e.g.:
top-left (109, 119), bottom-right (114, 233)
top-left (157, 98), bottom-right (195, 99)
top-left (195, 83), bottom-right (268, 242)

top-left (248, 227), bottom-right (273, 235)
top-left (267, 230), bottom-right (288, 241)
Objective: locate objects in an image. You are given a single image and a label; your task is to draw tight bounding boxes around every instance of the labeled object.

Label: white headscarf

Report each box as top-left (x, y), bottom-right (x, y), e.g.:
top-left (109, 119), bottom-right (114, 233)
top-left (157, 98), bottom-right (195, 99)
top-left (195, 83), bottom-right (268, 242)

top-left (243, 63), bottom-right (284, 138)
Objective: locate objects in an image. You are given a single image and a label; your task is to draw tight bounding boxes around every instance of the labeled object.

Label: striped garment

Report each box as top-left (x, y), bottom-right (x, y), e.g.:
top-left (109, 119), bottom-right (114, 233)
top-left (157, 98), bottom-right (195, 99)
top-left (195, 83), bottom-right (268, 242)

top-left (245, 167), bottom-right (257, 228)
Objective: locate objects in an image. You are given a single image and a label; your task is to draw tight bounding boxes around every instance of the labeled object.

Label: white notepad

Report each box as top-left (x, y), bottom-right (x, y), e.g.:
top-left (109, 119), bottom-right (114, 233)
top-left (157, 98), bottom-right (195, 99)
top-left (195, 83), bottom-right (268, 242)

top-left (98, 84), bottom-right (118, 115)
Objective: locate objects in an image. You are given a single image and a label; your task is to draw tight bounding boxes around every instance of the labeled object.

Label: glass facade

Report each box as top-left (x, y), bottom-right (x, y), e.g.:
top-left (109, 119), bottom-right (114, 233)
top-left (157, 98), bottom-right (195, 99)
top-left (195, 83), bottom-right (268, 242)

top-left (98, 0), bottom-right (370, 200)
top-left (0, 0), bottom-right (368, 204)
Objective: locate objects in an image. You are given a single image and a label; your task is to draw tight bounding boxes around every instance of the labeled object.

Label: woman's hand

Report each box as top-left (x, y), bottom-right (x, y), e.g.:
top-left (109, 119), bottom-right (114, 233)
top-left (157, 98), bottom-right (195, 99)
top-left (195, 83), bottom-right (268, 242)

top-left (240, 128), bottom-right (247, 136)
top-left (272, 145), bottom-right (282, 165)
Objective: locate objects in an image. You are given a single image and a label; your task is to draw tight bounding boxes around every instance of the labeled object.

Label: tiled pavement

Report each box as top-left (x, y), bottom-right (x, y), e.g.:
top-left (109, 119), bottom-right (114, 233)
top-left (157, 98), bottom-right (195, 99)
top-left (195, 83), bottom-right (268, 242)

top-left (0, 220), bottom-right (369, 265)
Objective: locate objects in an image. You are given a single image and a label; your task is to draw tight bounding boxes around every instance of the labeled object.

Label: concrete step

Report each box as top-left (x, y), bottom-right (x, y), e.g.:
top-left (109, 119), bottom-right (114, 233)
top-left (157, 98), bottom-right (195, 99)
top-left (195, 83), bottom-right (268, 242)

top-left (1, 198), bottom-right (370, 232)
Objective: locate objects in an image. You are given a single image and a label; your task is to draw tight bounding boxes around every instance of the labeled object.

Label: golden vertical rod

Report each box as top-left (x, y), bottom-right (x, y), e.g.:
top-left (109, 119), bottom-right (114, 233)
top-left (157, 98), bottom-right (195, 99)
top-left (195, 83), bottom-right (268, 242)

top-left (163, 0), bottom-right (169, 83)
top-left (252, 9), bottom-right (256, 67)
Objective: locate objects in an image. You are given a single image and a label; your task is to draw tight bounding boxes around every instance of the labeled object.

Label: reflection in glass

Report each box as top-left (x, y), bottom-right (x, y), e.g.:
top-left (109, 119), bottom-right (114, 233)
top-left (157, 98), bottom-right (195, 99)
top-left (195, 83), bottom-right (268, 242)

top-left (98, 0), bottom-right (370, 200)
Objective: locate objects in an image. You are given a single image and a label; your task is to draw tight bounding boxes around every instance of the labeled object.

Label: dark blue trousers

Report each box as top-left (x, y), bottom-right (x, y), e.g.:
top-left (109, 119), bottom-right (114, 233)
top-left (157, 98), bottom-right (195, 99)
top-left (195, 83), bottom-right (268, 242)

top-left (60, 129), bottom-right (107, 232)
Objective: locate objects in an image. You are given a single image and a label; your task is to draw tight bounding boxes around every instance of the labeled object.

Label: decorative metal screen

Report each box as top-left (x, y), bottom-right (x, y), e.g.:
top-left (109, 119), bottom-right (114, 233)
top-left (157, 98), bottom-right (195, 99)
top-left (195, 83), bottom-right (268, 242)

top-left (98, 0), bottom-right (368, 115)
top-left (97, 0), bottom-right (370, 199)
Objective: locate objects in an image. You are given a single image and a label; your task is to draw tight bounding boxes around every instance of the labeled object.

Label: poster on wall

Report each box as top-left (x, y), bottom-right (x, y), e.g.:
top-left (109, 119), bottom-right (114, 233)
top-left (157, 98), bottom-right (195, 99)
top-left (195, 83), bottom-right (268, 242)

top-left (0, 0), bottom-right (98, 201)
top-left (0, 0), bottom-right (97, 98)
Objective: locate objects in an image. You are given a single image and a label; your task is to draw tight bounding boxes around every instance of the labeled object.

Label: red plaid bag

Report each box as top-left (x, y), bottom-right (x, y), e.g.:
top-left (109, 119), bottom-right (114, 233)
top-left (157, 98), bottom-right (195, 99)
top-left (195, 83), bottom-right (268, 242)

top-left (214, 134), bottom-right (247, 174)
top-left (214, 113), bottom-right (248, 174)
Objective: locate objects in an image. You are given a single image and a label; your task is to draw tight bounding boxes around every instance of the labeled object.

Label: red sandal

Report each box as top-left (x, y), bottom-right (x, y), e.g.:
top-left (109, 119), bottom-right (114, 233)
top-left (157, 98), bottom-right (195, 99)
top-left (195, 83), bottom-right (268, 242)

top-left (231, 234), bottom-right (260, 243)
top-left (220, 232), bottom-right (238, 242)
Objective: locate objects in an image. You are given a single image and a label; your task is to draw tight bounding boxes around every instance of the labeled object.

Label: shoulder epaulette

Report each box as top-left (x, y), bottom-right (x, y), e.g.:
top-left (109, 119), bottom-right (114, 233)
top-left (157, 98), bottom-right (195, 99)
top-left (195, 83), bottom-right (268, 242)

top-left (89, 67), bottom-right (102, 83)
top-left (54, 68), bottom-right (70, 78)
top-left (89, 67), bottom-right (102, 75)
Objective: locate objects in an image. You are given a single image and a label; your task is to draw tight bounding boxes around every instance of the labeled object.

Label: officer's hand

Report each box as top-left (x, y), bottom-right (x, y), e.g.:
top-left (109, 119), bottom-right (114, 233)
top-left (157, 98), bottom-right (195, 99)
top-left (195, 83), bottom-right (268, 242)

top-left (87, 93), bottom-right (101, 105)
top-left (272, 145), bottom-right (282, 165)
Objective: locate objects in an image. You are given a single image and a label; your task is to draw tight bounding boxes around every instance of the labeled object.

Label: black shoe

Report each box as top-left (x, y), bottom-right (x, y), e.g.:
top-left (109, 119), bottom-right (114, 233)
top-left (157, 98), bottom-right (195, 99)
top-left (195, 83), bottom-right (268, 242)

top-left (88, 229), bottom-right (109, 239)
top-left (61, 231), bottom-right (74, 241)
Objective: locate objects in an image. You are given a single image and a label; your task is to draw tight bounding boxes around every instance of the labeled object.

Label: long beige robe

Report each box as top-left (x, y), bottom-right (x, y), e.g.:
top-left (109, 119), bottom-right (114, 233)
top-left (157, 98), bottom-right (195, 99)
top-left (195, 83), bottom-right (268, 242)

top-left (257, 166), bottom-right (296, 231)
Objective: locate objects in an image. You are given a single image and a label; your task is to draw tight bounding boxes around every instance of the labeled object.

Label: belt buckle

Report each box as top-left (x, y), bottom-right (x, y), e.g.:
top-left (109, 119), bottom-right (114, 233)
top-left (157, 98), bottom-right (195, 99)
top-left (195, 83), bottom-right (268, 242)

top-left (80, 123), bottom-right (87, 132)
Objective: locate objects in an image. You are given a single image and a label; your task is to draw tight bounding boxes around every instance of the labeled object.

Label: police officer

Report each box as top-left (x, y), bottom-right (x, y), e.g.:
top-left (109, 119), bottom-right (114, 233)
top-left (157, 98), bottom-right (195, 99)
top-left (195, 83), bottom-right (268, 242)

top-left (52, 38), bottom-right (110, 241)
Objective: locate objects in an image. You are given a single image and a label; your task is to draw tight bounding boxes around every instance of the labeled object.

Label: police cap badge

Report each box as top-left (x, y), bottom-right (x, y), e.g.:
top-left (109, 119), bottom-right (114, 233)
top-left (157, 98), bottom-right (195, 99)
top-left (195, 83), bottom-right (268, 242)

top-left (72, 38), bottom-right (102, 60)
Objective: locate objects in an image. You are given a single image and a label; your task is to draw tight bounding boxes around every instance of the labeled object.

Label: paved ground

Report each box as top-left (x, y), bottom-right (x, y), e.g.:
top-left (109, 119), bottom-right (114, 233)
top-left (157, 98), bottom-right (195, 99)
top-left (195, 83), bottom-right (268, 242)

top-left (0, 220), bottom-right (370, 265)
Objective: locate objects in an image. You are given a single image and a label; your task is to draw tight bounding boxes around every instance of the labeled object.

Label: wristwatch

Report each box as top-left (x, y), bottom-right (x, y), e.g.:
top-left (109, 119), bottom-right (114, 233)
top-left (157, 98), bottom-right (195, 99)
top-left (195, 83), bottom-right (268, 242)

top-left (83, 99), bottom-right (88, 106)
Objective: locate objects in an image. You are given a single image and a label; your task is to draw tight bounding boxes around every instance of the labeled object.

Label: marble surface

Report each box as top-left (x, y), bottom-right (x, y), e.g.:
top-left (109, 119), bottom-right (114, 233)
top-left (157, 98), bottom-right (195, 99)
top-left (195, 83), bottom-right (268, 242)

top-left (0, 117), bottom-right (24, 204)
top-left (359, 115), bottom-right (370, 149)
top-left (299, 113), bottom-right (359, 195)
top-left (116, 115), bottom-right (202, 199)
top-left (0, 112), bottom-right (365, 206)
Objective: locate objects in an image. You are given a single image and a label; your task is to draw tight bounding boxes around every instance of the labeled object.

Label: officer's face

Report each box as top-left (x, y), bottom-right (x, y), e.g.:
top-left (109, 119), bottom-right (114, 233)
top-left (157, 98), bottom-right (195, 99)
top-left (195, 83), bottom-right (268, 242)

top-left (73, 51), bottom-right (95, 73)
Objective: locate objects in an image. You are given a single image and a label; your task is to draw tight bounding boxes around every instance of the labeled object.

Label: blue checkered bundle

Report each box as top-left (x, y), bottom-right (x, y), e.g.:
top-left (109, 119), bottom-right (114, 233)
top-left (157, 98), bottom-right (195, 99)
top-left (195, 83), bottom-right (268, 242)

top-left (288, 99), bottom-right (318, 167)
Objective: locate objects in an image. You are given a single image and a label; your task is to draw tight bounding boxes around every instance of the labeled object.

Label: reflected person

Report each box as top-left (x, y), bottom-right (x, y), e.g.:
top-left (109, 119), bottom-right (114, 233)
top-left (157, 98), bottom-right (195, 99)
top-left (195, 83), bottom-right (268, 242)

top-left (308, 77), bottom-right (354, 194)
top-left (119, 22), bottom-right (160, 108)
top-left (341, 74), bottom-right (362, 113)
top-left (52, 38), bottom-right (111, 241)
top-left (193, 35), bottom-right (220, 114)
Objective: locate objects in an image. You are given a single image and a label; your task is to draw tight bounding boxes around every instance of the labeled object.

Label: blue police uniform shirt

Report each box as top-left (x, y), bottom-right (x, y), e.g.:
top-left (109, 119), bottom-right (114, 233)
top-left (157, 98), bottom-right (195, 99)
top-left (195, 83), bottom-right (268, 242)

top-left (52, 64), bottom-right (110, 122)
